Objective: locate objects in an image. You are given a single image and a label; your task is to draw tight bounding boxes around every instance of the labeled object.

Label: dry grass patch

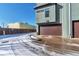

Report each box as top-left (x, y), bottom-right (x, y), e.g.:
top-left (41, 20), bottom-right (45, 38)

top-left (36, 35), bottom-right (79, 52)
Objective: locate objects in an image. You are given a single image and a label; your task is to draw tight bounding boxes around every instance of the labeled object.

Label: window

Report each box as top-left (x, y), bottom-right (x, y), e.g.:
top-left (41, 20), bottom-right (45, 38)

top-left (45, 9), bottom-right (49, 17)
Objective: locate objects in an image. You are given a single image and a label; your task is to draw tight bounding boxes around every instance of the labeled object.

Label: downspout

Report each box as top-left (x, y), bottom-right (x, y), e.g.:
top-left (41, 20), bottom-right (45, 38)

top-left (69, 3), bottom-right (72, 38)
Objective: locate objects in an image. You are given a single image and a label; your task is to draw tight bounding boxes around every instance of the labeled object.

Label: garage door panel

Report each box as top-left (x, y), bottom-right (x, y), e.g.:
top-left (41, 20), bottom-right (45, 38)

top-left (40, 25), bottom-right (62, 35)
top-left (73, 21), bottom-right (79, 38)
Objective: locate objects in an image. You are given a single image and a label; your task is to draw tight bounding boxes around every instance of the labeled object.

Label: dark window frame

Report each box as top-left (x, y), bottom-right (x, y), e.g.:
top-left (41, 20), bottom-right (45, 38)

top-left (45, 8), bottom-right (49, 17)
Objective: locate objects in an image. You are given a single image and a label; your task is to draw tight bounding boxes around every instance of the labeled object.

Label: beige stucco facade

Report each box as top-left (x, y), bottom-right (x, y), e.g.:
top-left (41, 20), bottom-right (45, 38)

top-left (7, 22), bottom-right (35, 29)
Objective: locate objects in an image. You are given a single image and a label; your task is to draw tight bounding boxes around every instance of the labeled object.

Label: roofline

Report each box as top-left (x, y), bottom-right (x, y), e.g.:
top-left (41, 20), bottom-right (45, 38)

top-left (36, 22), bottom-right (61, 26)
top-left (34, 3), bottom-right (57, 10)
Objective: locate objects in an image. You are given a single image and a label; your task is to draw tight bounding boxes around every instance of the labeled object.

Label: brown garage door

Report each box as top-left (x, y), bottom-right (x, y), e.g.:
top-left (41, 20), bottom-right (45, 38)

top-left (40, 24), bottom-right (62, 35)
top-left (73, 20), bottom-right (79, 38)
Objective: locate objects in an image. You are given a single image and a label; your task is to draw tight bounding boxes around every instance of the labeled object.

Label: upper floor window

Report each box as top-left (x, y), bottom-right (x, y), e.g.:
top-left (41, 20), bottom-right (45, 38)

top-left (45, 9), bottom-right (49, 17)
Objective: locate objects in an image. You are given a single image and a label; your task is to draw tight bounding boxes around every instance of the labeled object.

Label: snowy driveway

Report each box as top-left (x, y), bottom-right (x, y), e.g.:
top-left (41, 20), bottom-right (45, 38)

top-left (0, 33), bottom-right (49, 56)
top-left (1, 33), bottom-right (79, 56)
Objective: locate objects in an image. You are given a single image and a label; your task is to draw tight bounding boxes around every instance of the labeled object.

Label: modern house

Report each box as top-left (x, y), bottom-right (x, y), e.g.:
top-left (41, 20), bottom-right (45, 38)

top-left (35, 3), bottom-right (79, 38)
top-left (7, 22), bottom-right (35, 29)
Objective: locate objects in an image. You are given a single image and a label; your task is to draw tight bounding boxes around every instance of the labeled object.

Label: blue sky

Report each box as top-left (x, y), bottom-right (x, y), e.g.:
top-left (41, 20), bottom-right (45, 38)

top-left (0, 3), bottom-right (36, 27)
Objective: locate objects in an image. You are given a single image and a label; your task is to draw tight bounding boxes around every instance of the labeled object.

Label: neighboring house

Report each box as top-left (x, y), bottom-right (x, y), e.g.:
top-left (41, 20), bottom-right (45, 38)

top-left (35, 3), bottom-right (79, 38)
top-left (7, 22), bottom-right (35, 29)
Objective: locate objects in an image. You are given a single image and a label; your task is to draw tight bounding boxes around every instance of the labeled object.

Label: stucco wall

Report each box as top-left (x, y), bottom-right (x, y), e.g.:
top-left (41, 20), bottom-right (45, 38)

top-left (8, 23), bottom-right (35, 29)
top-left (71, 3), bottom-right (79, 20)
top-left (35, 3), bottom-right (79, 23)
top-left (8, 23), bottom-right (20, 29)
top-left (35, 4), bottom-right (56, 23)
top-left (61, 3), bottom-right (71, 38)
